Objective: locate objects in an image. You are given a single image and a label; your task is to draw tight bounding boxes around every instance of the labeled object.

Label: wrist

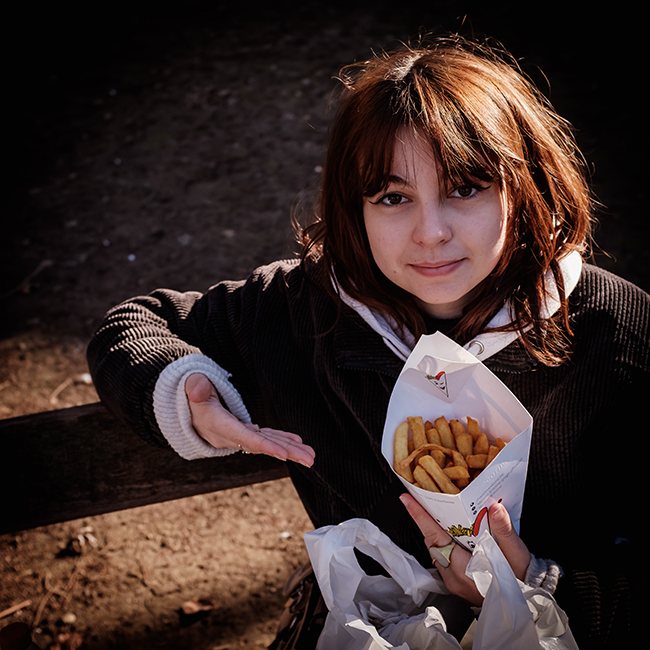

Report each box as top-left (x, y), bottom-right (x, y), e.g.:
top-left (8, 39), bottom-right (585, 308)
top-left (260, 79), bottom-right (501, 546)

top-left (524, 554), bottom-right (563, 594)
top-left (153, 354), bottom-right (250, 459)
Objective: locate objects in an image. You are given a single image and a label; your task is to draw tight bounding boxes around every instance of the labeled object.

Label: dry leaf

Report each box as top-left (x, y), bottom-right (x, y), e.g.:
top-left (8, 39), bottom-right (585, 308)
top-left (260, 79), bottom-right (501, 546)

top-left (181, 597), bottom-right (214, 615)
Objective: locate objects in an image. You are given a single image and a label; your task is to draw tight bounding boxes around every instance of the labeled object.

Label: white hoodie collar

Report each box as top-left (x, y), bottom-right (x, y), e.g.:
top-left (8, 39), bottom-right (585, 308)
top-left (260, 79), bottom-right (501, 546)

top-left (336, 250), bottom-right (583, 362)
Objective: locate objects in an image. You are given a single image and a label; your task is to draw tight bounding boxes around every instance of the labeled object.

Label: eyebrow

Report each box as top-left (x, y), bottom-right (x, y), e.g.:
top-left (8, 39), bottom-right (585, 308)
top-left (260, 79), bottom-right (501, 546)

top-left (383, 174), bottom-right (410, 188)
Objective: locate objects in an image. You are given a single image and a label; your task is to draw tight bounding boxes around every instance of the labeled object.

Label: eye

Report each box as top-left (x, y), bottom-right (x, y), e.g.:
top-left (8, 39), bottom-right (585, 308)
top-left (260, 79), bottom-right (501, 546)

top-left (373, 193), bottom-right (408, 206)
top-left (449, 183), bottom-right (490, 199)
top-left (456, 185), bottom-right (475, 197)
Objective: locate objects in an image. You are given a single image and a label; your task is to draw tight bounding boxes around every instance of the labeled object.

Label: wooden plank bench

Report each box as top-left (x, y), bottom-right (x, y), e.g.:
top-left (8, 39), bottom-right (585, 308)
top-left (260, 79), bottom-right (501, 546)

top-left (0, 402), bottom-right (290, 535)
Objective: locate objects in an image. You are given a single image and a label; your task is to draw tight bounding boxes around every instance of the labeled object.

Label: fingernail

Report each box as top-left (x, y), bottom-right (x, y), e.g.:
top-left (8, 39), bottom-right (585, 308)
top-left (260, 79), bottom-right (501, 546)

top-left (490, 501), bottom-right (506, 521)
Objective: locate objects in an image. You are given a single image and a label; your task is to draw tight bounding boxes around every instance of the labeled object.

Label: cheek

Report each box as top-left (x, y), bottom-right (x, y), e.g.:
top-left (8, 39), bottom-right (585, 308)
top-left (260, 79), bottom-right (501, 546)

top-left (495, 194), bottom-right (510, 252)
top-left (366, 235), bottom-right (391, 273)
top-left (466, 207), bottom-right (509, 275)
top-left (483, 203), bottom-right (509, 256)
top-left (492, 219), bottom-right (509, 255)
top-left (364, 216), bottom-right (394, 266)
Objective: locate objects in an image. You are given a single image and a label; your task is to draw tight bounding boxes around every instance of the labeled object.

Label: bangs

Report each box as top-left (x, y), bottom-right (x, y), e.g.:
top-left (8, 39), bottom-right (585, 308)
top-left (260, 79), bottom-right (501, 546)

top-left (359, 122), bottom-right (503, 200)
top-left (355, 64), bottom-right (511, 199)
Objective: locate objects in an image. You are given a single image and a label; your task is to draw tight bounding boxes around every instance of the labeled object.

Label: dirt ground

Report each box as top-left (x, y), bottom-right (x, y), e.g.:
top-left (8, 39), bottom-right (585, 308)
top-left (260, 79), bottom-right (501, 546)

top-left (1, 2), bottom-right (647, 649)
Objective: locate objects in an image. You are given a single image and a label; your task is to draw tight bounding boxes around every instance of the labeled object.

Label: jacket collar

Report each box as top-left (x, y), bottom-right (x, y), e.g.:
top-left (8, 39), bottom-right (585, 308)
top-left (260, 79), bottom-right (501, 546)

top-left (465, 251), bottom-right (583, 361)
top-left (332, 311), bottom-right (405, 378)
top-left (334, 251), bottom-right (583, 364)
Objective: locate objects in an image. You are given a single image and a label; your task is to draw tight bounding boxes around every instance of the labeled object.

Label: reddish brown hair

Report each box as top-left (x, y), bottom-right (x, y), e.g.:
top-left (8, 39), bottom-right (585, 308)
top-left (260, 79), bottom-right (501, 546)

top-left (300, 36), bottom-right (593, 365)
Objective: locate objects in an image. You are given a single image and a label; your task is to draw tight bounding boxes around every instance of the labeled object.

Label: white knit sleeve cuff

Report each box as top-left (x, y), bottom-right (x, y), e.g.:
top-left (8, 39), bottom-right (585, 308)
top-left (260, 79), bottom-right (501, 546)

top-left (152, 353), bottom-right (251, 460)
top-left (524, 554), bottom-right (563, 594)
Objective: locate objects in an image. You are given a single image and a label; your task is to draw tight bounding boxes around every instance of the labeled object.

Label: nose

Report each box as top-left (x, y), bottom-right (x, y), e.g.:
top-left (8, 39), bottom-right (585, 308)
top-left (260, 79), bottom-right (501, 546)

top-left (412, 200), bottom-right (452, 246)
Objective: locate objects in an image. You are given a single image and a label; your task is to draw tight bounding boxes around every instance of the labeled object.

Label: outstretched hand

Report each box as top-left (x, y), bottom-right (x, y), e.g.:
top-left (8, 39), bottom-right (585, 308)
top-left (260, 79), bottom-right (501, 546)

top-left (185, 373), bottom-right (315, 467)
top-left (400, 493), bottom-right (531, 606)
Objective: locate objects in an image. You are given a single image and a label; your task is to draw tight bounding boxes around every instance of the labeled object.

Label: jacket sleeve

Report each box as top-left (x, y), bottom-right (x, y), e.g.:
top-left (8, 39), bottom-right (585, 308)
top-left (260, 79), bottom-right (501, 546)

top-left (485, 266), bottom-right (648, 648)
top-left (558, 272), bottom-right (648, 648)
top-left (87, 287), bottom-right (222, 447)
top-left (540, 269), bottom-right (648, 647)
top-left (86, 259), bottom-right (308, 449)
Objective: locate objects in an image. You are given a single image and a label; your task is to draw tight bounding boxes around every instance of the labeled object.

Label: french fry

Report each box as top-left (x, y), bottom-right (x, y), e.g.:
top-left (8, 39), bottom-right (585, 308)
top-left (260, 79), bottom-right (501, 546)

top-left (451, 450), bottom-right (468, 469)
top-left (412, 450), bottom-right (429, 467)
top-left (419, 455), bottom-right (460, 495)
top-left (398, 443), bottom-right (455, 471)
top-left (408, 416), bottom-right (428, 449)
top-left (407, 416), bottom-right (431, 465)
top-left (466, 416), bottom-right (481, 442)
top-left (450, 449), bottom-right (469, 488)
top-left (473, 432), bottom-right (489, 455)
top-left (426, 426), bottom-right (442, 446)
top-left (443, 465), bottom-right (470, 481)
top-left (466, 453), bottom-right (489, 469)
top-left (457, 433), bottom-right (473, 457)
top-left (434, 416), bottom-right (457, 450)
top-left (394, 421), bottom-right (413, 483)
top-left (449, 419), bottom-right (466, 438)
top-left (413, 465), bottom-right (440, 492)
top-left (486, 445), bottom-right (499, 465)
top-left (451, 419), bottom-right (473, 458)
top-left (431, 449), bottom-right (447, 469)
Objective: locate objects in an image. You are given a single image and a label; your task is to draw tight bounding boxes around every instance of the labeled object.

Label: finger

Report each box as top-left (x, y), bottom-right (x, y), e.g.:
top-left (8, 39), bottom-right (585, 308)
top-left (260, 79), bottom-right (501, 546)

top-left (488, 501), bottom-right (531, 580)
top-left (241, 437), bottom-right (315, 467)
top-left (255, 433), bottom-right (316, 467)
top-left (399, 495), bottom-right (483, 605)
top-left (237, 425), bottom-right (316, 467)
top-left (185, 373), bottom-right (216, 403)
top-left (399, 493), bottom-right (451, 548)
top-left (256, 428), bottom-right (308, 446)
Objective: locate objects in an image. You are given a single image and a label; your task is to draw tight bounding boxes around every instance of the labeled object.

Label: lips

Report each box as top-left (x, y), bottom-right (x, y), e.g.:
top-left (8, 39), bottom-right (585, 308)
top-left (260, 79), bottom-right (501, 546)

top-left (409, 259), bottom-right (464, 276)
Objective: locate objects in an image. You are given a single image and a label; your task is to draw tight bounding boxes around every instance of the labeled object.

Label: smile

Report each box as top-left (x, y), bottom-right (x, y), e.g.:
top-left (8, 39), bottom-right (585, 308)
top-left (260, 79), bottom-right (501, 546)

top-left (409, 260), bottom-right (464, 277)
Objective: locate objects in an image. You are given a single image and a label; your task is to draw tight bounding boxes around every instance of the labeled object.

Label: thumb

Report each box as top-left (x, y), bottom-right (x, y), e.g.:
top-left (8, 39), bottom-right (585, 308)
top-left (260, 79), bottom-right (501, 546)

top-left (488, 502), bottom-right (531, 581)
top-left (184, 373), bottom-right (216, 403)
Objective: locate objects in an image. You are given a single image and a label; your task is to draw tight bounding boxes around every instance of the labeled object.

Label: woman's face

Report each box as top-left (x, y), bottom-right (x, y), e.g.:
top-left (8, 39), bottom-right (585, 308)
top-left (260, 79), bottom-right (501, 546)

top-left (363, 133), bottom-right (508, 319)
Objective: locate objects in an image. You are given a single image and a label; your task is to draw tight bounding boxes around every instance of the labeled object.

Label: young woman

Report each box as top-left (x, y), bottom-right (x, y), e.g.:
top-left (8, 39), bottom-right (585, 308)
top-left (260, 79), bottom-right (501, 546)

top-left (88, 36), bottom-right (648, 647)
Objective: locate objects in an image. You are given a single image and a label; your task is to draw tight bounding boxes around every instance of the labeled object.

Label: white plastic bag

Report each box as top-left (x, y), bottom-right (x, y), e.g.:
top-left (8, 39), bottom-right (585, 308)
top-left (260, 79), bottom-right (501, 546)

top-left (305, 519), bottom-right (579, 650)
top-left (305, 518), bottom-right (461, 650)
top-left (467, 532), bottom-right (579, 650)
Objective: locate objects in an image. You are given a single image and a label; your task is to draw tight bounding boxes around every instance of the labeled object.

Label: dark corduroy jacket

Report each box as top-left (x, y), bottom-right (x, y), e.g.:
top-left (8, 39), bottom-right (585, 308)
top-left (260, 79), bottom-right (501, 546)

top-left (88, 259), bottom-right (649, 649)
